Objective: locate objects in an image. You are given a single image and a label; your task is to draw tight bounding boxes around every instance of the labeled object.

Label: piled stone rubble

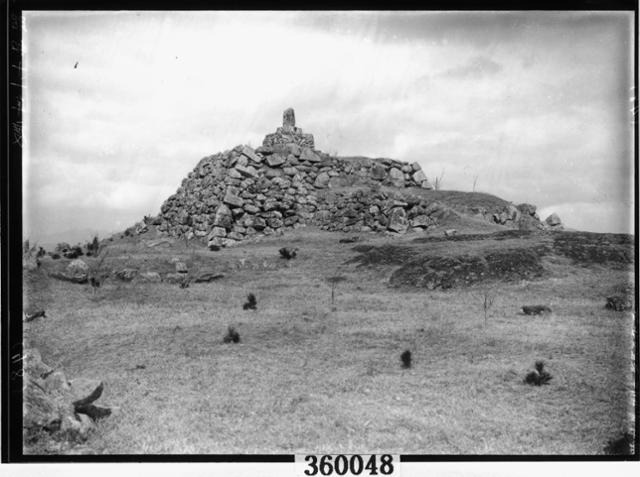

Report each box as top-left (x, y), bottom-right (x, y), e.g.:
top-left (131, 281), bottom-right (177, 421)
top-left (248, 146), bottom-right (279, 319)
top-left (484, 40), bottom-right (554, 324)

top-left (156, 108), bottom-right (434, 247)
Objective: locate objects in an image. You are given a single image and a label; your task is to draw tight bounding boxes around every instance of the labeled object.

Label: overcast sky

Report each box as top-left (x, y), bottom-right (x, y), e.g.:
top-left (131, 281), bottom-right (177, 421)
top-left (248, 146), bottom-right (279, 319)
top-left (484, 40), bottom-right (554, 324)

top-left (22, 11), bottom-right (634, 243)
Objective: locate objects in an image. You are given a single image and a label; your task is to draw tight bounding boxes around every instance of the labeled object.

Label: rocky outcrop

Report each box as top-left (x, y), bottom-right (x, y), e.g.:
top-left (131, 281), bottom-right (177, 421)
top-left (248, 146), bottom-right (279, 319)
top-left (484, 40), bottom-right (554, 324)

top-left (154, 109), bottom-right (435, 247)
top-left (23, 348), bottom-right (111, 449)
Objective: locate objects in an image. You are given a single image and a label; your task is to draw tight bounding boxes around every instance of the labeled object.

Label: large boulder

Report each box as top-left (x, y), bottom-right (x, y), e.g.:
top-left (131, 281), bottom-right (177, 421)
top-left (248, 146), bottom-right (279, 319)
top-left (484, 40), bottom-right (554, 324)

top-left (139, 271), bottom-right (162, 283)
top-left (387, 207), bottom-right (408, 233)
top-left (545, 213), bottom-right (563, 228)
top-left (314, 172), bottom-right (331, 189)
top-left (114, 268), bottom-right (138, 282)
top-left (388, 168), bottom-right (405, 187)
top-left (223, 188), bottom-right (244, 208)
top-left (66, 259), bottom-right (89, 281)
top-left (240, 145), bottom-right (262, 164)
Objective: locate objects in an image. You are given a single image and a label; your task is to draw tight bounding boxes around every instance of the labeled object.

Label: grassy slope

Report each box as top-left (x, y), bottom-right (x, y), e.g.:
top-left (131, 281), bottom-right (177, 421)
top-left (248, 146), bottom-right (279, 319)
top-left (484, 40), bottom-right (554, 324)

top-left (23, 226), bottom-right (635, 455)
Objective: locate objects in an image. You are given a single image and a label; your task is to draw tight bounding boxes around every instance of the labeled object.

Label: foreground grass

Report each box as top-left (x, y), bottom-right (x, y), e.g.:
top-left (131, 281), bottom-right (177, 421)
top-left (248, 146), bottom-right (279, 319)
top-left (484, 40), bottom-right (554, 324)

top-left (24, 228), bottom-right (635, 454)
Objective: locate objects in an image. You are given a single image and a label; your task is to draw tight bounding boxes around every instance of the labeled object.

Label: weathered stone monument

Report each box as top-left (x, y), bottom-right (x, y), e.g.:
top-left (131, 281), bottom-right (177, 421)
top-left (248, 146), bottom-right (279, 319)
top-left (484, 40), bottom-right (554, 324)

top-left (263, 107), bottom-right (315, 148)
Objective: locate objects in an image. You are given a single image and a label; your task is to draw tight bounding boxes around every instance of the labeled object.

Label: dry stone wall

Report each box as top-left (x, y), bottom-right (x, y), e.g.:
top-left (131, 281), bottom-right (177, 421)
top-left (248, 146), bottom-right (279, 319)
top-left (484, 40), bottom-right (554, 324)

top-left (156, 109), bottom-right (435, 247)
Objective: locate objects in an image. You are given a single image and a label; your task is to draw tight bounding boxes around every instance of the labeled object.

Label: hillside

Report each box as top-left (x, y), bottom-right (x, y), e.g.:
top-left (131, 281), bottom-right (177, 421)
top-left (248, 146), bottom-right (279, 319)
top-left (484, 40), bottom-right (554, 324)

top-left (20, 109), bottom-right (635, 456)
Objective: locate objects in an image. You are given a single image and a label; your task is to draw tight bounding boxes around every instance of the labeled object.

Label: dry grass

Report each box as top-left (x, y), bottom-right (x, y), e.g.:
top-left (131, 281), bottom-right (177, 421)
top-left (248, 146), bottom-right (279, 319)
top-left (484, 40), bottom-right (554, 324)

top-left (23, 227), bottom-right (635, 455)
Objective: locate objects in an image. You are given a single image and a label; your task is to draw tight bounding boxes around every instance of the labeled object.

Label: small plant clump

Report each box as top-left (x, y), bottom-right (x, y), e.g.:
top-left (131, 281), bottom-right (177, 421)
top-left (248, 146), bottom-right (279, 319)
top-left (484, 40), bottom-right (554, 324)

top-left (243, 293), bottom-right (257, 310)
top-left (603, 432), bottom-right (634, 455)
top-left (279, 247), bottom-right (298, 260)
top-left (223, 326), bottom-right (240, 344)
top-left (522, 305), bottom-right (552, 315)
top-left (401, 350), bottom-right (412, 369)
top-left (524, 360), bottom-right (553, 386)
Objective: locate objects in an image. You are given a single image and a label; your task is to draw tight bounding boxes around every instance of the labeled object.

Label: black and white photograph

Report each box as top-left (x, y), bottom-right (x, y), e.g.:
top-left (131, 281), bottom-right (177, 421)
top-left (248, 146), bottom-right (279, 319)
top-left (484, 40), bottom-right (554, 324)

top-left (10, 7), bottom-right (637, 464)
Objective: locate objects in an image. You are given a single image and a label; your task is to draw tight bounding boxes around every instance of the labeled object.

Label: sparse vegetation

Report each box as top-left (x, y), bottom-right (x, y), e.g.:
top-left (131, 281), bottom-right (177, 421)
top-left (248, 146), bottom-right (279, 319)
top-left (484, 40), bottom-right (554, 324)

top-left (603, 432), bottom-right (634, 455)
top-left (524, 361), bottom-right (553, 386)
top-left (87, 242), bottom-right (110, 294)
top-left (475, 288), bottom-right (496, 326)
top-left (401, 350), bottom-right (412, 369)
top-left (22, 227), bottom-right (634, 454)
top-left (243, 293), bottom-right (257, 310)
top-left (279, 247), bottom-right (298, 260)
top-left (223, 326), bottom-right (240, 344)
top-left (522, 305), bottom-right (552, 315)
top-left (326, 275), bottom-right (347, 308)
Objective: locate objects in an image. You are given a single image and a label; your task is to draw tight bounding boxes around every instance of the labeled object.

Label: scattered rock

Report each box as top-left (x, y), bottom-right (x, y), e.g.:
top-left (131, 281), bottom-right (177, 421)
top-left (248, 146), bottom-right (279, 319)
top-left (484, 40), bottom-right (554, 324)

top-left (339, 236), bottom-right (360, 244)
top-left (139, 271), bottom-right (162, 283)
top-left (24, 309), bottom-right (46, 322)
top-left (388, 207), bottom-right (408, 233)
top-left (194, 272), bottom-right (224, 283)
top-left (66, 259), bottom-right (89, 281)
top-left (164, 273), bottom-right (186, 284)
top-left (444, 229), bottom-right (458, 237)
top-left (114, 268), bottom-right (138, 282)
top-left (23, 349), bottom-right (111, 451)
top-left (174, 261), bottom-right (188, 274)
top-left (545, 213), bottom-right (562, 227)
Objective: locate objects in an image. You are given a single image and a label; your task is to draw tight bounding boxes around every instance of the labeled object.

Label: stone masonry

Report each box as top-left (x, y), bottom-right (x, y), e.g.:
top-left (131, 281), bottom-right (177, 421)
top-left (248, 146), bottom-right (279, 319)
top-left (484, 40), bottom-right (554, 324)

top-left (155, 108), bottom-right (437, 247)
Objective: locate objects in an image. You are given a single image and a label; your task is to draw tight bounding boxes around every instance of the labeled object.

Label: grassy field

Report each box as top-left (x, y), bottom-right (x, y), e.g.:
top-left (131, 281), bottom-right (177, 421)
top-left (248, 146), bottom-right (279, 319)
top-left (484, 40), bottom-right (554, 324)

top-left (23, 227), bottom-right (635, 455)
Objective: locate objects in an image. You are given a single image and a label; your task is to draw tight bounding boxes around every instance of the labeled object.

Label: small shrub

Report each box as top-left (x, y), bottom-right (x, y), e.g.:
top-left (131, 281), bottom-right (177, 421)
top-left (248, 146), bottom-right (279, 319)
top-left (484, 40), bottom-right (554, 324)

top-left (326, 275), bottom-right (347, 307)
top-left (339, 236), bottom-right (360, 244)
top-left (522, 305), bottom-right (552, 315)
top-left (223, 326), bottom-right (240, 343)
top-left (243, 293), bottom-right (257, 310)
top-left (401, 350), bottom-right (412, 369)
top-left (279, 247), bottom-right (298, 260)
top-left (604, 432), bottom-right (634, 455)
top-left (605, 295), bottom-right (632, 312)
top-left (524, 361), bottom-right (552, 386)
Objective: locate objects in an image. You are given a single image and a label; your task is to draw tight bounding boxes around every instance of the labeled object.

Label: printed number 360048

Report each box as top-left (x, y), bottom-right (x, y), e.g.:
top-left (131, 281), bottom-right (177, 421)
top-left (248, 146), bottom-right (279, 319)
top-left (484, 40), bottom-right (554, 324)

top-left (303, 454), bottom-right (395, 476)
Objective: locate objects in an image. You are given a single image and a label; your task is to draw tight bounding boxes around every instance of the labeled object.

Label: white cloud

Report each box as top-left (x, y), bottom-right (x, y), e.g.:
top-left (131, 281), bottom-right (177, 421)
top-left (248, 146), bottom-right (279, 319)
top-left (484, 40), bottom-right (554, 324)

top-left (22, 11), bottom-right (634, 239)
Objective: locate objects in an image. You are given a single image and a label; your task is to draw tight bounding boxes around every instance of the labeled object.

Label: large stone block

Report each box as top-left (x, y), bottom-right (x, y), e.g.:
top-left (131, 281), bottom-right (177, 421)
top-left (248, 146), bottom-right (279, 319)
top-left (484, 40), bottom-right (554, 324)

top-left (266, 154), bottom-right (286, 167)
top-left (235, 165), bottom-right (258, 178)
top-left (314, 172), bottom-right (330, 188)
top-left (412, 170), bottom-right (427, 183)
top-left (223, 188), bottom-right (244, 208)
top-left (241, 145), bottom-right (263, 163)
top-left (387, 207), bottom-right (408, 233)
top-left (300, 148), bottom-right (320, 163)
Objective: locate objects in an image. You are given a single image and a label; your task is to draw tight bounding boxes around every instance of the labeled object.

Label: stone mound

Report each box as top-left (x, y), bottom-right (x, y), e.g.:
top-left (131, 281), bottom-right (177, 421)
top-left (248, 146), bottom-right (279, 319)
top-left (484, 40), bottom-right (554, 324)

top-left (153, 108), bottom-right (435, 248)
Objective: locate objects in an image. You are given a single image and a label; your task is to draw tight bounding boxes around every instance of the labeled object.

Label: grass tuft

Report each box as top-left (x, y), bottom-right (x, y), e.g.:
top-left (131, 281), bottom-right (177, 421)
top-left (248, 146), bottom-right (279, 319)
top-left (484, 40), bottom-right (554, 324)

top-left (401, 350), bottom-right (412, 369)
top-left (243, 293), bottom-right (257, 310)
top-left (603, 432), bottom-right (634, 455)
top-left (223, 326), bottom-right (240, 344)
top-left (524, 361), bottom-right (552, 386)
